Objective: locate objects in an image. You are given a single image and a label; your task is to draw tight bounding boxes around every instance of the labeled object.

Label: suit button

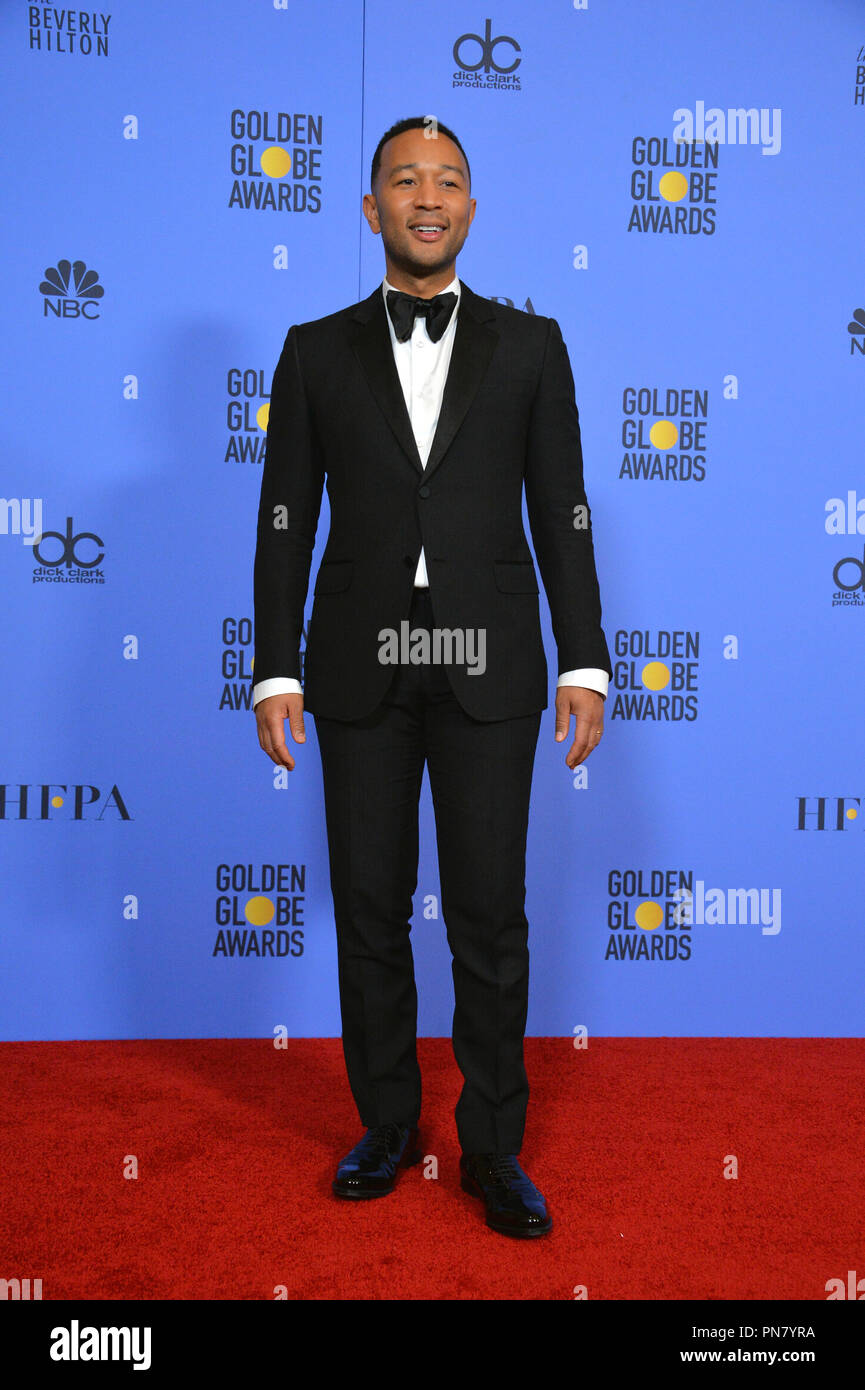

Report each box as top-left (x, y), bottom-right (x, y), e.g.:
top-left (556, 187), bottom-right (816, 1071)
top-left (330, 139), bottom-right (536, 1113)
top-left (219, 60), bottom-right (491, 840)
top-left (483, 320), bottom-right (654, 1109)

top-left (418, 485), bottom-right (430, 498)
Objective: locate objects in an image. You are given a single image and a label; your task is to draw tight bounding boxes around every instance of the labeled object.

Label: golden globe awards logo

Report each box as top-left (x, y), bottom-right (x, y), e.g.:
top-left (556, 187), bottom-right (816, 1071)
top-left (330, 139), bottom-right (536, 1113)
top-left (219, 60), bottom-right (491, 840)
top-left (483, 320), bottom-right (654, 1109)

top-left (218, 617), bottom-right (308, 710)
top-left (620, 386), bottom-right (708, 482)
top-left (226, 369), bottom-right (269, 464)
top-left (28, 7), bottom-right (110, 56)
top-left (213, 864), bottom-right (306, 958)
top-left (452, 18), bottom-right (521, 90)
top-left (40, 260), bottom-right (104, 319)
top-left (610, 630), bottom-right (700, 721)
top-left (628, 137), bottom-right (718, 235)
top-left (220, 618), bottom-right (255, 711)
top-left (228, 110), bottom-right (322, 212)
top-left (606, 868), bottom-right (692, 961)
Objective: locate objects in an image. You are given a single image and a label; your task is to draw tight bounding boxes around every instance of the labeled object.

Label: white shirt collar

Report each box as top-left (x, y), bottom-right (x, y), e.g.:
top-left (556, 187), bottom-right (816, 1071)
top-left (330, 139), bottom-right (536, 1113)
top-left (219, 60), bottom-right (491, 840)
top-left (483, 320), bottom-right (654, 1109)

top-left (382, 274), bottom-right (461, 303)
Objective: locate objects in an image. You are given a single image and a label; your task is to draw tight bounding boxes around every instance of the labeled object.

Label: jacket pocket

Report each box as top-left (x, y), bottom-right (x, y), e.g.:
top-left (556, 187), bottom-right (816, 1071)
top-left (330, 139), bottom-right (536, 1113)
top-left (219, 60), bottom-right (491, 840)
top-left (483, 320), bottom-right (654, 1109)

top-left (313, 560), bottom-right (354, 594)
top-left (494, 560), bottom-right (539, 593)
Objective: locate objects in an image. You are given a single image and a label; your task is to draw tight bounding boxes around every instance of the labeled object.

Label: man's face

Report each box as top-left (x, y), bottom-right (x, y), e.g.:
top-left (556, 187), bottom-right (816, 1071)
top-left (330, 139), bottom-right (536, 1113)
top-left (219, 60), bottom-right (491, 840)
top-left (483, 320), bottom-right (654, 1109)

top-left (363, 126), bottom-right (475, 286)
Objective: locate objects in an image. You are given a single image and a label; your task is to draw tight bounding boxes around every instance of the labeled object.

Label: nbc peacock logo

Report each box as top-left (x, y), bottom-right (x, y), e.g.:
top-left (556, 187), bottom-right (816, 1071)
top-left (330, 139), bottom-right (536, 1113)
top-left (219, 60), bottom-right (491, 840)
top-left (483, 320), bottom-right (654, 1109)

top-left (848, 307), bottom-right (865, 357)
top-left (40, 260), bottom-right (104, 320)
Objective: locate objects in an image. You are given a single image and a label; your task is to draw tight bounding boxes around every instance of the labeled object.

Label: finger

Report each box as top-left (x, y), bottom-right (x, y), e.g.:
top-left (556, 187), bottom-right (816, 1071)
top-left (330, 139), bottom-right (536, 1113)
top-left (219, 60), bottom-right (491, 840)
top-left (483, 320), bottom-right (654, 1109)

top-left (288, 712), bottom-right (306, 744)
top-left (554, 705), bottom-right (571, 743)
top-left (269, 739), bottom-right (295, 770)
top-left (263, 716), bottom-right (295, 770)
top-left (576, 731), bottom-right (604, 767)
top-left (567, 736), bottom-right (591, 769)
top-left (567, 719), bottom-right (602, 768)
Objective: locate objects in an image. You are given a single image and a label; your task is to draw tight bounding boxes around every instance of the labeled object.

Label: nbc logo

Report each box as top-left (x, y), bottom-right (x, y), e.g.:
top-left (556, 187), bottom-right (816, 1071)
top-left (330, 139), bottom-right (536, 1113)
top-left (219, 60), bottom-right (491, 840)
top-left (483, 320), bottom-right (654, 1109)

top-left (40, 260), bottom-right (104, 319)
top-left (848, 308), bottom-right (865, 356)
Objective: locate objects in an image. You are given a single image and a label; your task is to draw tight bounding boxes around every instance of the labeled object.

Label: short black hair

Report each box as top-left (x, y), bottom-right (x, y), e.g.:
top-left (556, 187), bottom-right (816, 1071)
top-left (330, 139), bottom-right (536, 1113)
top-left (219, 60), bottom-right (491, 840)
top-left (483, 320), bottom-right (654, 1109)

top-left (370, 116), bottom-right (471, 193)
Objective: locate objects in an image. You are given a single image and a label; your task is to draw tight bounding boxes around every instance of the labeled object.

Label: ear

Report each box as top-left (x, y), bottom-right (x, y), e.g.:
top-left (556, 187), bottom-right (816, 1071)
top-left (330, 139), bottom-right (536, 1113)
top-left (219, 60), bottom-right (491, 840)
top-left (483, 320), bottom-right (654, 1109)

top-left (362, 192), bottom-right (381, 233)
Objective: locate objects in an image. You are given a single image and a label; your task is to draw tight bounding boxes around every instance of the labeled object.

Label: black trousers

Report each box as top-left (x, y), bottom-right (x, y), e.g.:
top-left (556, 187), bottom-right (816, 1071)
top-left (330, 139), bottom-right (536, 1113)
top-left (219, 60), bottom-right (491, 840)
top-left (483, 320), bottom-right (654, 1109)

top-left (311, 588), bottom-right (542, 1154)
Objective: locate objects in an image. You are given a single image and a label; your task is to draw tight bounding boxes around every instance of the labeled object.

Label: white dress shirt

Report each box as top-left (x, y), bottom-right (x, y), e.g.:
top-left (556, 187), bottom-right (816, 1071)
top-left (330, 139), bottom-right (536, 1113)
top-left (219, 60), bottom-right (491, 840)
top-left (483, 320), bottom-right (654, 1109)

top-left (252, 276), bottom-right (609, 706)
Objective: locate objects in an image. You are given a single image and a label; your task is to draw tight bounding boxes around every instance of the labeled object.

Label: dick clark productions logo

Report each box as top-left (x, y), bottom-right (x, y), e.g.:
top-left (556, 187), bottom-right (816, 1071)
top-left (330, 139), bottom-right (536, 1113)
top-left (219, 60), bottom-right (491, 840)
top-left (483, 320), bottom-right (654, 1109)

top-left (32, 515), bottom-right (105, 585)
top-left (452, 18), bottom-right (521, 90)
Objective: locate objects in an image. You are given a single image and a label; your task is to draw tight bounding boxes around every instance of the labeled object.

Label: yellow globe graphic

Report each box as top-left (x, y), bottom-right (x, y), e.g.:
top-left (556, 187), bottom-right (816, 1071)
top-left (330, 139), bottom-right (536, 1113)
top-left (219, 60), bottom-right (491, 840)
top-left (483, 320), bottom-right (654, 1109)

top-left (51, 795), bottom-right (64, 808)
top-left (635, 900), bottom-right (664, 931)
top-left (245, 895), bottom-right (275, 926)
top-left (659, 170), bottom-right (688, 202)
top-left (641, 661), bottom-right (670, 691)
top-left (649, 419), bottom-right (679, 450)
top-left (260, 146), bottom-right (292, 179)
top-left (847, 808), bottom-right (858, 820)
top-left (256, 403), bottom-right (270, 431)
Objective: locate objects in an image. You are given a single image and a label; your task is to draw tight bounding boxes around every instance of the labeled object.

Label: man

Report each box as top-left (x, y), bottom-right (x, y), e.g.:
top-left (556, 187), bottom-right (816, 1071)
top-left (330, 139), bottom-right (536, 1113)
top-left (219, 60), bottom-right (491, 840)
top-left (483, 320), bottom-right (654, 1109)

top-left (253, 116), bottom-right (611, 1238)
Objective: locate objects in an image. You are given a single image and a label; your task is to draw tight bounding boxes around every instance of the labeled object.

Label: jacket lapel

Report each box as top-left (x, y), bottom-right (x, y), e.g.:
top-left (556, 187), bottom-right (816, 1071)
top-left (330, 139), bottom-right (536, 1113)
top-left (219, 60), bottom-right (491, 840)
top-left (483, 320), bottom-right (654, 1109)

top-left (348, 285), bottom-right (422, 473)
top-left (424, 283), bottom-right (498, 484)
top-left (347, 280), bottom-right (498, 480)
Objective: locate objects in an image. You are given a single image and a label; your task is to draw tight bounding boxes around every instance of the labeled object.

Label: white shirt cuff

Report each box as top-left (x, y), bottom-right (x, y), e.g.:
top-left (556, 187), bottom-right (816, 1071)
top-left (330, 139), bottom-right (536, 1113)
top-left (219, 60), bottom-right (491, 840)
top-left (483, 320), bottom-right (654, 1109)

top-left (557, 668), bottom-right (609, 698)
top-left (253, 677), bottom-right (303, 708)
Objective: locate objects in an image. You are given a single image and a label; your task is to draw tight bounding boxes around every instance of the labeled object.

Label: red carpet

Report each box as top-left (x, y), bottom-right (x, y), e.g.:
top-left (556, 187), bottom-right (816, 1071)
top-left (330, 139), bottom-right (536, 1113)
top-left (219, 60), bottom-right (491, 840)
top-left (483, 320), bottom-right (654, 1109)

top-left (1, 1038), bottom-right (861, 1300)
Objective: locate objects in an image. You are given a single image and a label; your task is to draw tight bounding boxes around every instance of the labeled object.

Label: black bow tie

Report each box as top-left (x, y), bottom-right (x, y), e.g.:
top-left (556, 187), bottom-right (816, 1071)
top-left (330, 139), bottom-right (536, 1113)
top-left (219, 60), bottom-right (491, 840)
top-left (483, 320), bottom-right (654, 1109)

top-left (386, 289), bottom-right (458, 343)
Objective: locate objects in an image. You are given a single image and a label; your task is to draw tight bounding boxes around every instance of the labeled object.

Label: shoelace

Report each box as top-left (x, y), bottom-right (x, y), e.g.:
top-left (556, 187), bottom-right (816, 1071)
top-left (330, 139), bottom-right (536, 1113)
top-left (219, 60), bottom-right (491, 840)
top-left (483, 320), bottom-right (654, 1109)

top-left (484, 1154), bottom-right (522, 1186)
top-left (362, 1123), bottom-right (406, 1156)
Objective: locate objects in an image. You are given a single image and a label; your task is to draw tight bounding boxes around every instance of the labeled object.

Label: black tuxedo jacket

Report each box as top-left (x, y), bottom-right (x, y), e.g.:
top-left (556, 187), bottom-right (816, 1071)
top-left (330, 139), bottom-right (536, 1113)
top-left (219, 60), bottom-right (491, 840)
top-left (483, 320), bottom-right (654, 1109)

top-left (253, 280), bottom-right (611, 722)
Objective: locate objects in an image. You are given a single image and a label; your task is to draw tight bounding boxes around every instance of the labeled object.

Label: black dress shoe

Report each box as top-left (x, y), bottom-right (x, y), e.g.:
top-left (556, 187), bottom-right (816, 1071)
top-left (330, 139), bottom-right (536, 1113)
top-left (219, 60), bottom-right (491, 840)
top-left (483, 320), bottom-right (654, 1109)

top-left (332, 1123), bottom-right (422, 1199)
top-left (460, 1152), bottom-right (553, 1237)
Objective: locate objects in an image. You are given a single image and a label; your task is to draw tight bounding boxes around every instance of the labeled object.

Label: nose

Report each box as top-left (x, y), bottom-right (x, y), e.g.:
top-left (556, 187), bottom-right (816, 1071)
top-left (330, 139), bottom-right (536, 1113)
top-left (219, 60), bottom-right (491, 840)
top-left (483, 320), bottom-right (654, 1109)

top-left (413, 178), bottom-right (442, 208)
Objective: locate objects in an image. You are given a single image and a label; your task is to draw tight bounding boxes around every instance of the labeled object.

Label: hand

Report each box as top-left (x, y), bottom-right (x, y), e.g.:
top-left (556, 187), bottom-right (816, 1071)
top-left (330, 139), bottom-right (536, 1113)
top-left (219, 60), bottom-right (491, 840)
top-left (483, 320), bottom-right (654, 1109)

top-left (255, 692), bottom-right (306, 770)
top-left (554, 686), bottom-right (604, 769)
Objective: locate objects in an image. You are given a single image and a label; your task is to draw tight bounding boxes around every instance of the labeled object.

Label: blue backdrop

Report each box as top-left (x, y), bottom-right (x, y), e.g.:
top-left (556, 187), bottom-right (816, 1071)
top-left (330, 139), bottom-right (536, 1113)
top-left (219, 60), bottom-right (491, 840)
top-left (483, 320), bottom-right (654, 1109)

top-left (2, 0), bottom-right (863, 1040)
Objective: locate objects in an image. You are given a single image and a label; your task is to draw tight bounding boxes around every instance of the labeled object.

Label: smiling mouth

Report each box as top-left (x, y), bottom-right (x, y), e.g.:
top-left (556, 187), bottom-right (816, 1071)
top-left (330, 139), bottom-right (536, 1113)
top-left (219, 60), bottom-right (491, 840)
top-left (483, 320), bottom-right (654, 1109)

top-left (409, 225), bottom-right (446, 241)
